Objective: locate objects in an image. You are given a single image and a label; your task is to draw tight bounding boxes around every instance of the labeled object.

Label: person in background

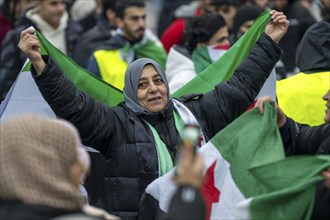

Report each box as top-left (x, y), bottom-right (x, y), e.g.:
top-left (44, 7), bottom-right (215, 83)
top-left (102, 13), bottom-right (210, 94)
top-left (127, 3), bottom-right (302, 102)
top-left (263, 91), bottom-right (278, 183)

top-left (69, 0), bottom-right (98, 33)
top-left (161, 0), bottom-right (238, 53)
top-left (209, 0), bottom-right (239, 31)
top-left (160, 0), bottom-right (208, 53)
top-left (255, 90), bottom-right (330, 220)
top-left (86, 0), bottom-right (167, 91)
top-left (165, 13), bottom-right (229, 92)
top-left (276, 21), bottom-right (330, 126)
top-left (229, 4), bottom-right (262, 44)
top-left (0, 0), bottom-right (34, 45)
top-left (18, 10), bottom-right (288, 219)
top-left (269, 0), bottom-right (316, 74)
top-left (299, 0), bottom-right (322, 21)
top-left (73, 0), bottom-right (117, 67)
top-left (320, 0), bottom-right (330, 22)
top-left (251, 0), bottom-right (269, 10)
top-left (0, 0), bottom-right (82, 102)
top-left (0, 114), bottom-right (119, 220)
top-left (157, 0), bottom-right (191, 37)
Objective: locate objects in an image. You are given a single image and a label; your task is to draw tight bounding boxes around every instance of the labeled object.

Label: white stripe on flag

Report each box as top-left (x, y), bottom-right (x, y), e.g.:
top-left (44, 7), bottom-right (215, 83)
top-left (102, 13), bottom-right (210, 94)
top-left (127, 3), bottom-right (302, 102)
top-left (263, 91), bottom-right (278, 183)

top-left (146, 140), bottom-right (247, 219)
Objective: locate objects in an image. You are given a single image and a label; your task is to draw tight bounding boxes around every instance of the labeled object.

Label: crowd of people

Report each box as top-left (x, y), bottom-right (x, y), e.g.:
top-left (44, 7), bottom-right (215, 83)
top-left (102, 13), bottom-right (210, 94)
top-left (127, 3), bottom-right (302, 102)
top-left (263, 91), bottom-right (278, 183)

top-left (0, 0), bottom-right (329, 220)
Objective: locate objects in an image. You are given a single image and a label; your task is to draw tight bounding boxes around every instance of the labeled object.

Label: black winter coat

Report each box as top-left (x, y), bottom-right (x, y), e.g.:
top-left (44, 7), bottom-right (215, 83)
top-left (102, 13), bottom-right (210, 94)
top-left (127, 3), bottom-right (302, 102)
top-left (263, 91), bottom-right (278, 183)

top-left (33, 35), bottom-right (281, 219)
top-left (0, 11), bottom-right (82, 101)
top-left (281, 118), bottom-right (330, 220)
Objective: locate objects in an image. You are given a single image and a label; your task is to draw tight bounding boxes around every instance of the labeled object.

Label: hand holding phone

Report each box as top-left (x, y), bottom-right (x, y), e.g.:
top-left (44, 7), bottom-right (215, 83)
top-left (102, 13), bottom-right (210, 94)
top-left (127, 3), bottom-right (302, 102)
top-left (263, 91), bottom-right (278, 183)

top-left (175, 124), bottom-right (200, 176)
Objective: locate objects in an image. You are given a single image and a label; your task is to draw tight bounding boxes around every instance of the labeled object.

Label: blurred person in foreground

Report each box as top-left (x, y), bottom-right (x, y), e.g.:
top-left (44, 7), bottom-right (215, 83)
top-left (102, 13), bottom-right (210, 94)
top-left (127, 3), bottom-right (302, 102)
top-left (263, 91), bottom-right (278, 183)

top-left (0, 0), bottom-right (82, 102)
top-left (161, 134), bottom-right (206, 220)
top-left (0, 114), bottom-right (119, 220)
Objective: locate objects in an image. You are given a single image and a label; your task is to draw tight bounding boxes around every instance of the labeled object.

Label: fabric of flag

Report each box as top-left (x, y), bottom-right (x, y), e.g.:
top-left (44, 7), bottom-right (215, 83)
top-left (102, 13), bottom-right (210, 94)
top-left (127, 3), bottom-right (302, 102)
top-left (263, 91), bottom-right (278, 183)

top-left (143, 103), bottom-right (329, 220)
top-left (277, 71), bottom-right (330, 126)
top-left (133, 30), bottom-right (167, 70)
top-left (172, 9), bottom-right (271, 98)
top-left (35, 9), bottom-right (270, 107)
top-left (36, 31), bottom-right (124, 107)
top-left (0, 61), bottom-right (56, 120)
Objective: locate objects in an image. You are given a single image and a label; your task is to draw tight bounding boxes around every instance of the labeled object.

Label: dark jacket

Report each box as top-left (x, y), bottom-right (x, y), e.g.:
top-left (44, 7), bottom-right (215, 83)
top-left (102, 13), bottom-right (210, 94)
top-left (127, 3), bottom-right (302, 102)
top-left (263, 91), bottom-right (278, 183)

top-left (0, 11), bottom-right (82, 102)
top-left (279, 1), bottom-right (316, 72)
top-left (73, 13), bottom-right (114, 68)
top-left (281, 118), bottom-right (330, 156)
top-left (295, 21), bottom-right (330, 73)
top-left (280, 119), bottom-right (330, 220)
top-left (33, 34), bottom-right (280, 219)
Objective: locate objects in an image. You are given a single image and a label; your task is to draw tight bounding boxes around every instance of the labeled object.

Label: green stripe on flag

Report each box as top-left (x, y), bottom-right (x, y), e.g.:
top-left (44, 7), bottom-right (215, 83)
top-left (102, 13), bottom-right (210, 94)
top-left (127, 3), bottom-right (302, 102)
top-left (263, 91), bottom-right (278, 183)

top-left (173, 9), bottom-right (271, 98)
top-left (134, 39), bottom-right (167, 70)
top-left (211, 102), bottom-right (285, 197)
top-left (209, 102), bottom-right (329, 219)
top-left (250, 155), bottom-right (329, 220)
top-left (36, 31), bottom-right (124, 107)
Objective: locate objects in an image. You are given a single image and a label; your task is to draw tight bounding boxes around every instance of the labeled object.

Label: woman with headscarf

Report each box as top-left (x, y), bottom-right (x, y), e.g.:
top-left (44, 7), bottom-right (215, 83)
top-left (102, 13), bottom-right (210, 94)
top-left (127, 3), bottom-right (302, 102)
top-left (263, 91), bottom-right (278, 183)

top-left (0, 115), bottom-right (119, 220)
top-left (18, 10), bottom-right (289, 219)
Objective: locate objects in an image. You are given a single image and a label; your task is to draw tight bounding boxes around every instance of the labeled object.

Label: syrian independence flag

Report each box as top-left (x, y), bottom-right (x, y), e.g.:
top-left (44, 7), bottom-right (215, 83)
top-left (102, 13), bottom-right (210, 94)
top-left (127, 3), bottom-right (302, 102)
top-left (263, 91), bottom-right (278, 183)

top-left (141, 103), bottom-right (329, 220)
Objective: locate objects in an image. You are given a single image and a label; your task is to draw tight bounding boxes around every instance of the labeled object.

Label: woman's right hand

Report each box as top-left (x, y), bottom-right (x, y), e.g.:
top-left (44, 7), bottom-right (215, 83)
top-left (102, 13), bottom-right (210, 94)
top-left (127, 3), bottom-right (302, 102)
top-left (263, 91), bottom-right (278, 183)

top-left (18, 27), bottom-right (46, 75)
top-left (255, 96), bottom-right (287, 128)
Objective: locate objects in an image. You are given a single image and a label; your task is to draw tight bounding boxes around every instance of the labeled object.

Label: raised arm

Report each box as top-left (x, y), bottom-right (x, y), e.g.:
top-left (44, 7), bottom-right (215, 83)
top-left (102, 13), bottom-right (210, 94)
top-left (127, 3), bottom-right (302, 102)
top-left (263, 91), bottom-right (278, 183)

top-left (18, 27), bottom-right (117, 154)
top-left (192, 11), bottom-right (288, 137)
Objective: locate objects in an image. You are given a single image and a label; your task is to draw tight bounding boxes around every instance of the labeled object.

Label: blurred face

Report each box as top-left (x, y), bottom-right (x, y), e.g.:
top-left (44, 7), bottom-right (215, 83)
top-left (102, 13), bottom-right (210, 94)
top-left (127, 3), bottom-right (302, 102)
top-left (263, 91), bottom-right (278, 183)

top-left (137, 65), bottom-right (168, 112)
top-left (9, 0), bottom-right (34, 22)
top-left (254, 0), bottom-right (269, 10)
top-left (216, 5), bottom-right (236, 29)
top-left (207, 26), bottom-right (229, 46)
top-left (270, 0), bottom-right (288, 11)
top-left (37, 0), bottom-right (66, 29)
top-left (323, 90), bottom-right (330, 123)
top-left (321, 0), bottom-right (330, 9)
top-left (237, 20), bottom-right (254, 40)
top-left (117, 6), bottom-right (146, 42)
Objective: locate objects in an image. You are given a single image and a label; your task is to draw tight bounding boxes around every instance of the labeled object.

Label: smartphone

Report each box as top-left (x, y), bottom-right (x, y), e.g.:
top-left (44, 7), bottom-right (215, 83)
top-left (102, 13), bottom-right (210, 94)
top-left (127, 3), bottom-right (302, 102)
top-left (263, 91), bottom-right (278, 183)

top-left (175, 124), bottom-right (200, 176)
top-left (181, 124), bottom-right (200, 155)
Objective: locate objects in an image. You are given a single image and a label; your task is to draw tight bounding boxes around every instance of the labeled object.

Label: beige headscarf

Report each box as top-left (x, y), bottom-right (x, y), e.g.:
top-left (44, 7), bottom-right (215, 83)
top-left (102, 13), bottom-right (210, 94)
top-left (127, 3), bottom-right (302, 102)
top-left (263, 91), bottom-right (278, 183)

top-left (0, 114), bottom-right (83, 210)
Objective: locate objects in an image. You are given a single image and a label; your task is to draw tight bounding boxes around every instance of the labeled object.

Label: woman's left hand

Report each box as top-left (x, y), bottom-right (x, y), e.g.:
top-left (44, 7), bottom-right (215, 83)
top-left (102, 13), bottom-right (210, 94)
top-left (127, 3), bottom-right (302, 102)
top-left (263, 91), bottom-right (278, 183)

top-left (265, 10), bottom-right (290, 43)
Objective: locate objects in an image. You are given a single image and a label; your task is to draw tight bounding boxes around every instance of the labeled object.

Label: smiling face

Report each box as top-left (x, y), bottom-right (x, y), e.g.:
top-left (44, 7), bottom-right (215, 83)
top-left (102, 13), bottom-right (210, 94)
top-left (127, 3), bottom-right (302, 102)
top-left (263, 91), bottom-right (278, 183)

top-left (323, 90), bottom-right (330, 123)
top-left (137, 64), bottom-right (168, 112)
